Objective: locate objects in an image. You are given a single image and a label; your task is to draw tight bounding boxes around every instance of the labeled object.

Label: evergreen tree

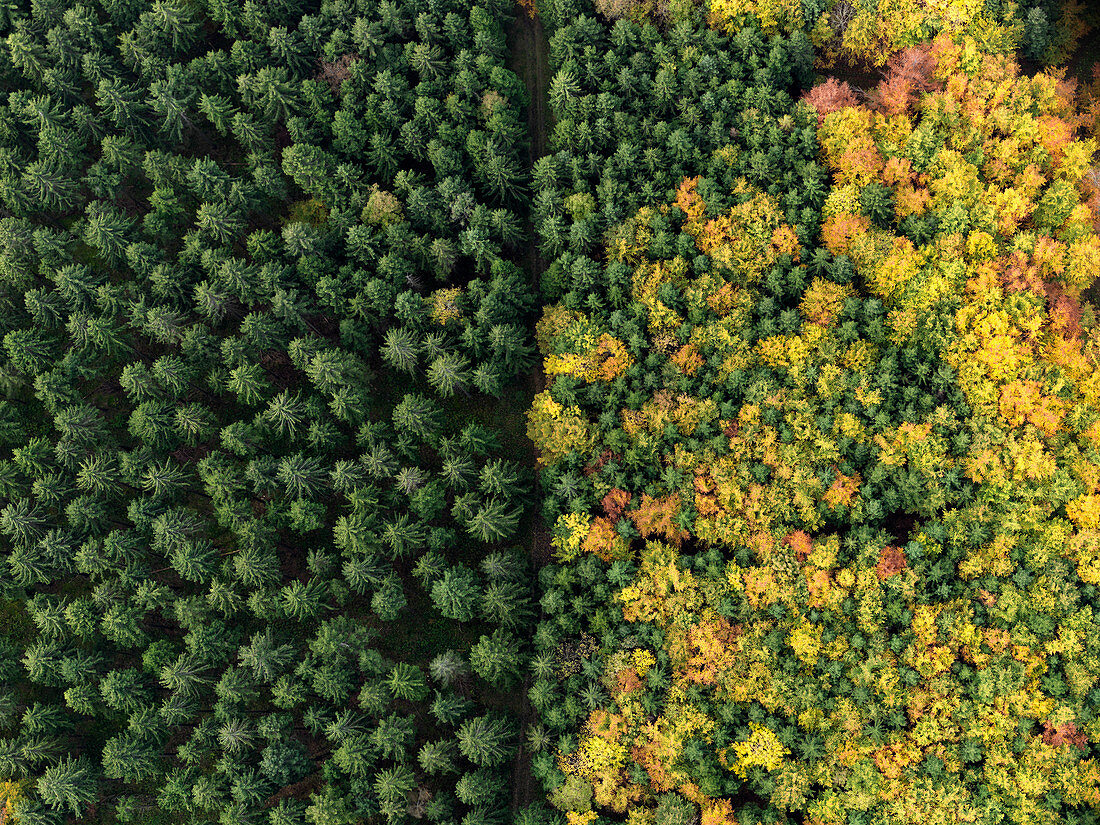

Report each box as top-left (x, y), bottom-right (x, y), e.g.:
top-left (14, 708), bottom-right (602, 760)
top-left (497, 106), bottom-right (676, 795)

top-left (456, 715), bottom-right (515, 768)
top-left (36, 757), bottom-right (97, 816)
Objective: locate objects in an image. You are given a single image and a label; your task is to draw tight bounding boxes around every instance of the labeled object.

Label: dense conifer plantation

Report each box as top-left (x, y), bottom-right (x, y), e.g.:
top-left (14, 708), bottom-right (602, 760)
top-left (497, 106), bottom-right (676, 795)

top-left (0, 0), bottom-right (548, 823)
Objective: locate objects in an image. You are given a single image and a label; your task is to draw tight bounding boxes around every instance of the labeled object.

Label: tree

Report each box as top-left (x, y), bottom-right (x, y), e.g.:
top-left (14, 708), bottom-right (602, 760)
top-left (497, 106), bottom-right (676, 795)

top-left (239, 67), bottom-right (301, 123)
top-left (238, 631), bottom-right (295, 683)
top-left (380, 327), bottom-right (419, 374)
top-left (469, 628), bottom-right (522, 686)
top-left (95, 78), bottom-right (147, 136)
top-left (370, 713), bottom-right (415, 762)
top-left (324, 710), bottom-right (365, 745)
top-left (455, 768), bottom-right (507, 808)
top-left (430, 691), bottom-right (473, 726)
top-left (332, 733), bottom-right (375, 779)
top-left (196, 201), bottom-right (244, 245)
top-left (21, 161), bottom-right (80, 213)
top-left (426, 351), bottom-right (470, 397)
top-left (198, 93), bottom-right (235, 133)
top-left (260, 740), bottom-right (312, 787)
top-left (479, 458), bottom-right (524, 500)
top-left (371, 572), bottom-right (406, 622)
top-left (82, 201), bottom-right (133, 265)
top-left (456, 714), bottom-right (515, 767)
top-left (217, 717), bottom-right (254, 755)
top-left (463, 499), bottom-right (521, 543)
top-left (379, 513), bottom-right (425, 560)
top-left (385, 662), bottom-right (428, 703)
top-left (169, 538), bottom-right (217, 584)
top-left (373, 765), bottom-right (416, 810)
top-left (428, 650), bottom-right (468, 687)
top-left (281, 144), bottom-right (336, 202)
top-left (1, 498), bottom-right (46, 546)
top-left (100, 669), bottom-right (153, 712)
top-left (418, 739), bottom-right (458, 775)
top-left (140, 459), bottom-right (189, 499)
top-left (270, 799), bottom-right (308, 825)
top-left (101, 733), bottom-right (160, 783)
top-left (392, 393), bottom-right (442, 444)
top-left (279, 578), bottom-right (328, 621)
top-left (100, 603), bottom-right (149, 649)
top-left (278, 453), bottom-right (326, 499)
top-left (232, 543), bottom-right (281, 590)
top-left (431, 565), bottom-right (481, 622)
top-left (488, 324), bottom-right (535, 372)
top-left (343, 553), bottom-right (387, 594)
top-left (481, 551), bottom-right (527, 582)
top-left (477, 142), bottom-right (525, 203)
top-left (481, 579), bottom-right (532, 628)
top-left (226, 363), bottom-right (271, 405)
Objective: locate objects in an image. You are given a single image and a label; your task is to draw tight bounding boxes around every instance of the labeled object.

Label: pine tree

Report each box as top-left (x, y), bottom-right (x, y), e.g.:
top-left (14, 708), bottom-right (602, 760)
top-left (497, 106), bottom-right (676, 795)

top-left (469, 628), bottom-right (522, 686)
top-left (464, 499), bottom-right (521, 543)
top-left (418, 739), bottom-right (459, 775)
top-left (428, 650), bottom-right (469, 686)
top-left (431, 565), bottom-right (481, 622)
top-left (456, 714), bottom-right (515, 767)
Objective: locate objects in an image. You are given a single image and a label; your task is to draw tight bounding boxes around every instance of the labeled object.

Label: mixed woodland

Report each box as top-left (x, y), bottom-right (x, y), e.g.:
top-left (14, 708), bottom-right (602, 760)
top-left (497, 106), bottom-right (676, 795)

top-left (0, 0), bottom-right (1099, 824)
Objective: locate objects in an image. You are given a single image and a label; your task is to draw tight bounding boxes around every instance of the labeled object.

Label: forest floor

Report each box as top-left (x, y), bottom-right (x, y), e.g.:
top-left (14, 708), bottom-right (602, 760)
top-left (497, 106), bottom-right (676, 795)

top-left (504, 2), bottom-right (553, 815)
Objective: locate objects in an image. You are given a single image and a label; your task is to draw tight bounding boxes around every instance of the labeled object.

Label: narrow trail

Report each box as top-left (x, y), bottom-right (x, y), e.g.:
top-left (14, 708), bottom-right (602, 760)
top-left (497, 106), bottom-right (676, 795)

top-left (509, 3), bottom-right (552, 284)
top-left (509, 4), bottom-right (551, 165)
top-left (505, 2), bottom-right (553, 816)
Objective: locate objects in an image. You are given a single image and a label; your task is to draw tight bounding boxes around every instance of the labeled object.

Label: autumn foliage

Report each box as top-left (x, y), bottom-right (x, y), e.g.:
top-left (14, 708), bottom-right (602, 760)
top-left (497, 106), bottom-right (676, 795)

top-left (528, 23), bottom-right (1100, 825)
top-left (707, 0), bottom-right (1090, 67)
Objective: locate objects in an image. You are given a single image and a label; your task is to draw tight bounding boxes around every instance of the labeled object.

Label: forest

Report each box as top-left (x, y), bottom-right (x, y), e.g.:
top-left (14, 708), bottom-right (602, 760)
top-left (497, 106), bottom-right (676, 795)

top-left (0, 0), bottom-right (1098, 824)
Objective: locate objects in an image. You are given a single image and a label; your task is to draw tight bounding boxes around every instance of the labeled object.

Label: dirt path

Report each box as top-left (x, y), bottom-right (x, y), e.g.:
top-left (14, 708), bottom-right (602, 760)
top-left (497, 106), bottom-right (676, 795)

top-left (508, 2), bottom-right (552, 284)
top-left (505, 2), bottom-right (553, 816)
top-left (509, 7), bottom-right (551, 167)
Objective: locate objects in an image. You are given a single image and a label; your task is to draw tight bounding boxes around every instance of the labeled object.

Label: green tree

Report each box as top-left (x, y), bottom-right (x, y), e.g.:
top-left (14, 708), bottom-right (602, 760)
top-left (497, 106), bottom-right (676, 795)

top-left (428, 650), bottom-right (468, 687)
top-left (279, 577), bottom-right (327, 621)
top-left (370, 713), bottom-right (415, 762)
top-left (260, 740), bottom-right (312, 787)
top-left (199, 93), bottom-right (236, 133)
top-left (392, 393), bottom-right (442, 444)
top-left (35, 761), bottom-right (96, 818)
top-left (469, 628), bottom-right (522, 686)
top-left (238, 631), bottom-right (295, 683)
top-left (463, 499), bottom-right (521, 543)
top-left (456, 714), bottom-right (515, 767)
top-left (385, 662), bottom-right (428, 703)
top-left (418, 739), bottom-right (459, 775)
top-left (100, 669), bottom-right (153, 712)
top-left (381, 327), bottom-right (419, 375)
top-left (196, 200), bottom-right (244, 245)
top-left (217, 717), bottom-right (255, 755)
top-left (102, 732), bottom-right (161, 783)
top-left (373, 765), bottom-right (416, 811)
top-left (481, 579), bottom-right (532, 628)
top-left (430, 691), bottom-right (473, 726)
top-left (82, 201), bottom-right (133, 265)
top-left (455, 768), bottom-right (507, 808)
top-left (371, 572), bottom-right (406, 622)
top-left (333, 733), bottom-right (375, 778)
top-left (431, 565), bottom-right (481, 622)
top-left (426, 352), bottom-right (469, 397)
